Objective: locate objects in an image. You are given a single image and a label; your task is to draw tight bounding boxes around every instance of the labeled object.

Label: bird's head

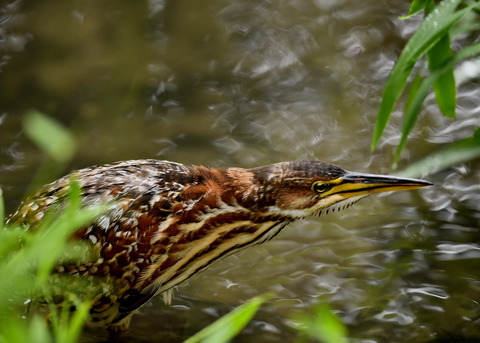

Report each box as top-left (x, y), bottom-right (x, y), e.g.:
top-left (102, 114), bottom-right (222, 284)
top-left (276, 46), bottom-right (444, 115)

top-left (234, 160), bottom-right (431, 219)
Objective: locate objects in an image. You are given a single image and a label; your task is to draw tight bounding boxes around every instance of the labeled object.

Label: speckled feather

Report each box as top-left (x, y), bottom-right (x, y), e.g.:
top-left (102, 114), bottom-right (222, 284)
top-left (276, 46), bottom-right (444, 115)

top-left (8, 159), bottom-right (350, 332)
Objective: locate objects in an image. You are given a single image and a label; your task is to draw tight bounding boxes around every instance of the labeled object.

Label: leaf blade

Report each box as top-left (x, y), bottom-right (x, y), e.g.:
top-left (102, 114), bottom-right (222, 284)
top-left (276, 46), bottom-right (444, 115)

top-left (398, 129), bottom-right (480, 178)
top-left (23, 110), bottom-right (76, 162)
top-left (402, 0), bottom-right (433, 19)
top-left (372, 0), bottom-right (469, 150)
top-left (0, 187), bottom-right (4, 230)
top-left (184, 294), bottom-right (272, 343)
top-left (428, 33), bottom-right (456, 117)
top-left (394, 41), bottom-right (480, 163)
top-left (296, 303), bottom-right (348, 343)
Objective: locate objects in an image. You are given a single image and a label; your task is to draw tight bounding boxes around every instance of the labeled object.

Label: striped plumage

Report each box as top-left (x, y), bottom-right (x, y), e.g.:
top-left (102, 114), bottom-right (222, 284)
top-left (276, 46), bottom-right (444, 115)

top-left (7, 159), bottom-right (431, 333)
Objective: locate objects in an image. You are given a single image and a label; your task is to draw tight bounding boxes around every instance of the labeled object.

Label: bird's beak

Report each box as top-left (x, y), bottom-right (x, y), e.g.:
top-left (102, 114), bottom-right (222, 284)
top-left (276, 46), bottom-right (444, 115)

top-left (335, 172), bottom-right (432, 196)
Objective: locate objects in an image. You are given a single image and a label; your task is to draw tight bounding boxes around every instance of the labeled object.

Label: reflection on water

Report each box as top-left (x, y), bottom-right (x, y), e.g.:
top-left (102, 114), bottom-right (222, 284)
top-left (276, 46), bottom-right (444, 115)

top-left (1, 0), bottom-right (479, 342)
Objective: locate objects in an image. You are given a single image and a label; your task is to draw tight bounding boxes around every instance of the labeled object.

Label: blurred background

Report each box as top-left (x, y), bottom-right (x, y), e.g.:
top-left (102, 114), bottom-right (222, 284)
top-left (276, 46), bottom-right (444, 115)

top-left (1, 0), bottom-right (479, 342)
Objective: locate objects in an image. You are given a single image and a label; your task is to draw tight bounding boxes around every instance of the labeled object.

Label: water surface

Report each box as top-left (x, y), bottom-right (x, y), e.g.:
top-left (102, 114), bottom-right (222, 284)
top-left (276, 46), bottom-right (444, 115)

top-left (1, 1), bottom-right (479, 342)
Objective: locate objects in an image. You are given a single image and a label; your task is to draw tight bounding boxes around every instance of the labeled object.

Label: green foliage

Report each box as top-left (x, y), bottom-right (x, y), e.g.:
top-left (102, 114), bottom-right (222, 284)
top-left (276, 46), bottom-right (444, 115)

top-left (293, 304), bottom-right (348, 343)
top-left (372, 0), bottom-right (480, 166)
top-left (427, 27), bottom-right (456, 118)
top-left (0, 187), bottom-right (4, 231)
top-left (396, 41), bottom-right (480, 165)
top-left (23, 110), bottom-right (76, 163)
top-left (0, 316), bottom-right (52, 343)
top-left (0, 182), bottom-right (107, 343)
top-left (47, 295), bottom-right (93, 343)
top-left (0, 301), bottom-right (90, 343)
top-left (401, 0), bottom-right (432, 18)
top-left (23, 110), bottom-right (78, 194)
top-left (0, 111), bottom-right (99, 343)
top-left (398, 128), bottom-right (480, 177)
top-left (185, 297), bottom-right (349, 343)
top-left (184, 294), bottom-right (273, 343)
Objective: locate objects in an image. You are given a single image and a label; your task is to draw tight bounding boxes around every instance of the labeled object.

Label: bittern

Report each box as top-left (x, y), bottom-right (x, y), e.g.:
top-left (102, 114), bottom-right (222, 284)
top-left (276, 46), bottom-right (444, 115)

top-left (7, 159), bottom-right (431, 333)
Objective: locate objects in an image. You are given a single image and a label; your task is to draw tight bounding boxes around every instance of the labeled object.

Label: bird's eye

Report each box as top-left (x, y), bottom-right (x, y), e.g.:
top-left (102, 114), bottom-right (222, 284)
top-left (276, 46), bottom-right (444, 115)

top-left (312, 181), bottom-right (330, 193)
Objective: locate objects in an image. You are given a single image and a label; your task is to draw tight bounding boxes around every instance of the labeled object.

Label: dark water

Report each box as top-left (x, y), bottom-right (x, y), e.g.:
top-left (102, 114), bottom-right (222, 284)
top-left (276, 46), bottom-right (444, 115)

top-left (1, 1), bottom-right (479, 342)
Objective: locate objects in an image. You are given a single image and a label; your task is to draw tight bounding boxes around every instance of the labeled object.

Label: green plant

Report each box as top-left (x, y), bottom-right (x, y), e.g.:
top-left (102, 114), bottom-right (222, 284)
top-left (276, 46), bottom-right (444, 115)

top-left (0, 111), bottom-right (100, 343)
top-left (372, 0), bottom-right (480, 170)
top-left (184, 297), bottom-right (349, 343)
top-left (23, 110), bottom-right (77, 194)
top-left (184, 294), bottom-right (273, 343)
top-left (0, 179), bottom-right (108, 343)
top-left (293, 304), bottom-right (348, 343)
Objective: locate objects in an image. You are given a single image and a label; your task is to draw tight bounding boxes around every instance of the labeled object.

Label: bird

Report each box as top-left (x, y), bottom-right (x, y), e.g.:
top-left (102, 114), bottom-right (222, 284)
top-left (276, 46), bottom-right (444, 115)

top-left (6, 159), bottom-right (431, 333)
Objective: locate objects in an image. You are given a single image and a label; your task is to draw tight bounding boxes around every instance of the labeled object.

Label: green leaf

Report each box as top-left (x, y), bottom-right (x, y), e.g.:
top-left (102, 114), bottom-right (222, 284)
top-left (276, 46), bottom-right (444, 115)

top-left (49, 295), bottom-right (91, 343)
top-left (295, 303), bottom-right (348, 343)
top-left (0, 230), bottom-right (25, 261)
top-left (0, 178), bottom-right (109, 291)
top-left (23, 110), bottom-right (76, 162)
top-left (0, 316), bottom-right (53, 343)
top-left (391, 73), bottom-right (424, 168)
top-left (401, 0), bottom-right (432, 19)
top-left (27, 316), bottom-right (53, 343)
top-left (184, 294), bottom-right (272, 343)
top-left (0, 187), bottom-right (4, 230)
top-left (63, 299), bottom-right (91, 343)
top-left (398, 129), bottom-right (480, 178)
top-left (66, 176), bottom-right (82, 215)
top-left (0, 180), bottom-right (97, 343)
top-left (34, 187), bottom-right (110, 284)
top-left (371, 0), bottom-right (472, 151)
top-left (404, 73), bottom-right (425, 118)
top-left (394, 41), bottom-right (480, 163)
top-left (428, 34), bottom-right (456, 117)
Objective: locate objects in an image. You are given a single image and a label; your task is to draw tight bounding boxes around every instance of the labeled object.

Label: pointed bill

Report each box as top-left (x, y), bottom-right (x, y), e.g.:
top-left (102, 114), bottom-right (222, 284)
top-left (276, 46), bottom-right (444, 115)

top-left (334, 172), bottom-right (432, 197)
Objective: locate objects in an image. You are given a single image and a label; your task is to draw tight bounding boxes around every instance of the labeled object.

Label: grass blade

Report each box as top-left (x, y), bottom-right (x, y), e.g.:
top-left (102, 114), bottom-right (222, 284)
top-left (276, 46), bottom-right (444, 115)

top-left (398, 129), bottom-right (480, 178)
top-left (23, 110), bottom-right (76, 163)
top-left (0, 316), bottom-right (53, 343)
top-left (35, 208), bottom-right (110, 284)
top-left (28, 316), bottom-right (54, 343)
top-left (392, 73), bottom-right (424, 167)
top-left (394, 41), bottom-right (480, 163)
top-left (372, 0), bottom-right (470, 150)
top-left (428, 33), bottom-right (456, 117)
top-left (296, 304), bottom-right (348, 343)
top-left (401, 0), bottom-right (433, 19)
top-left (184, 294), bottom-right (272, 343)
top-left (64, 299), bottom-right (91, 343)
top-left (0, 187), bottom-right (4, 230)
top-left (48, 295), bottom-right (91, 343)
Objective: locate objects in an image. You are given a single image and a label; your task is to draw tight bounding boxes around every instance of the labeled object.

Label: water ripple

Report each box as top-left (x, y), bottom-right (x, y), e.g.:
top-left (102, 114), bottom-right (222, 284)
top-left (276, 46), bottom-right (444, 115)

top-left (405, 285), bottom-right (449, 300)
top-left (374, 308), bottom-right (415, 325)
top-left (435, 243), bottom-right (480, 260)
